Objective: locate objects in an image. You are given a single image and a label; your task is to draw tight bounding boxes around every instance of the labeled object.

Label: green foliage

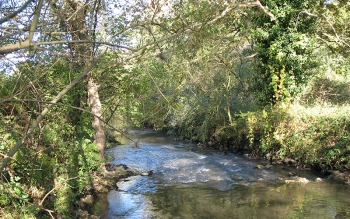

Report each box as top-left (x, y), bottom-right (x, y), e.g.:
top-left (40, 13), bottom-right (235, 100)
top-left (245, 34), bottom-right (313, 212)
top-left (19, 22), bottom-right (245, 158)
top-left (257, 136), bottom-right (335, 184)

top-left (251, 0), bottom-right (319, 104)
top-left (1, 0), bottom-right (350, 217)
top-left (54, 174), bottom-right (75, 218)
top-left (232, 103), bottom-right (350, 169)
top-left (0, 176), bottom-right (36, 219)
top-left (0, 59), bottom-right (103, 217)
top-left (0, 133), bottom-right (15, 156)
top-left (0, 176), bottom-right (29, 205)
top-left (301, 72), bottom-right (350, 105)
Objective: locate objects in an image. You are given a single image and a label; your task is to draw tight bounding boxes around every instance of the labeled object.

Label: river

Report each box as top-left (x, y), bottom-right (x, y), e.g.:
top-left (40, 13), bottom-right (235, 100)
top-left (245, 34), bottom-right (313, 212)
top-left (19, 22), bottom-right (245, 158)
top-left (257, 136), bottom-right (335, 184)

top-left (94, 130), bottom-right (350, 219)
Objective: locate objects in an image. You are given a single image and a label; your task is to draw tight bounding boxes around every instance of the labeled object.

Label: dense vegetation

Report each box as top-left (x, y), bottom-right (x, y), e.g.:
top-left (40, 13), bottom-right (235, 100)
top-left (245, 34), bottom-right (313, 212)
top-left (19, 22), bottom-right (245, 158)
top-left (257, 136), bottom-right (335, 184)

top-left (1, 0), bottom-right (349, 217)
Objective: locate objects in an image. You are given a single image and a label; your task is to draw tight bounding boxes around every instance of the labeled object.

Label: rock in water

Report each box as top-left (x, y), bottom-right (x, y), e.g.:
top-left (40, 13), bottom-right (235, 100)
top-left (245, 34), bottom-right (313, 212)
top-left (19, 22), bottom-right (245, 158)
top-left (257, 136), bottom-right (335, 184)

top-left (285, 177), bottom-right (310, 184)
top-left (316, 177), bottom-right (323, 182)
top-left (141, 170), bottom-right (154, 176)
top-left (256, 165), bottom-right (265, 169)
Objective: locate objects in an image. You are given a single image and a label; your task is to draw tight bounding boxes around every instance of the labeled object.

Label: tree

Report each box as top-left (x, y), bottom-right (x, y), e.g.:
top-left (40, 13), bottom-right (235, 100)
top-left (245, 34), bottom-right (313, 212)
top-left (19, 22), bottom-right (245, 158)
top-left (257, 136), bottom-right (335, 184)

top-left (0, 0), bottom-right (110, 216)
top-left (124, 0), bottom-right (263, 142)
top-left (250, 0), bottom-right (320, 104)
top-left (0, 0), bottom-right (110, 171)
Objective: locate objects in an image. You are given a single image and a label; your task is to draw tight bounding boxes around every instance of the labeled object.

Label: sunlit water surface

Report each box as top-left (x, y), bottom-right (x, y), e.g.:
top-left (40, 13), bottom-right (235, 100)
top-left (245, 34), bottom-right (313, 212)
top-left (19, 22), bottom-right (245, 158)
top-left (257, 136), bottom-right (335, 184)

top-left (94, 130), bottom-right (349, 219)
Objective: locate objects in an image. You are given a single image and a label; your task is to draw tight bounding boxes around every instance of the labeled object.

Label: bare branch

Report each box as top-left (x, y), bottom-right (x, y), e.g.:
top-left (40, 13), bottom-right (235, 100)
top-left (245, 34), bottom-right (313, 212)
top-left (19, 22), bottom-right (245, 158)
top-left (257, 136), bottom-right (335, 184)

top-left (34, 46), bottom-right (73, 58)
top-left (0, 0), bottom-right (44, 55)
top-left (0, 152), bottom-right (17, 161)
top-left (207, 3), bottom-right (236, 25)
top-left (39, 187), bottom-right (56, 206)
top-left (299, 9), bottom-right (318, 17)
top-left (0, 39), bottom-right (134, 55)
top-left (320, 14), bottom-right (350, 49)
top-left (240, 0), bottom-right (275, 20)
top-left (0, 0), bottom-right (33, 24)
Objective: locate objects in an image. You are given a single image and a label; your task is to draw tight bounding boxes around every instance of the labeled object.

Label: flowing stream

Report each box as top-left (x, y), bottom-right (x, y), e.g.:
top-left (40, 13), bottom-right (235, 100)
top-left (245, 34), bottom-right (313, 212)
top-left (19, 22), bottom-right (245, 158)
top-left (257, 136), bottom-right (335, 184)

top-left (95, 130), bottom-right (350, 219)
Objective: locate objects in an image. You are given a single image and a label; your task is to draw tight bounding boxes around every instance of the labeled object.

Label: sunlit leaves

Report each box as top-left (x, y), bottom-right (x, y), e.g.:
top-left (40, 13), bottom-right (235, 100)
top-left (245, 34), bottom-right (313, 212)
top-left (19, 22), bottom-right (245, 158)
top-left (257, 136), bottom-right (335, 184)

top-left (251, 0), bottom-right (319, 104)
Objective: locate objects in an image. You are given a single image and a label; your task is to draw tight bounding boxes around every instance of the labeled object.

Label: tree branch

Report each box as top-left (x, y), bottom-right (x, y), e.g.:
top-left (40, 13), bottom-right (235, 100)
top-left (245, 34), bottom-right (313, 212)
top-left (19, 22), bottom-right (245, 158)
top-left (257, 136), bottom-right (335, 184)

top-left (207, 3), bottom-right (236, 25)
top-left (320, 14), bottom-right (350, 49)
top-left (0, 0), bottom-right (44, 55)
top-left (0, 39), bottom-right (134, 55)
top-left (0, 46), bottom-right (108, 172)
top-left (240, 0), bottom-right (275, 20)
top-left (0, 0), bottom-right (33, 24)
top-left (0, 98), bottom-right (139, 146)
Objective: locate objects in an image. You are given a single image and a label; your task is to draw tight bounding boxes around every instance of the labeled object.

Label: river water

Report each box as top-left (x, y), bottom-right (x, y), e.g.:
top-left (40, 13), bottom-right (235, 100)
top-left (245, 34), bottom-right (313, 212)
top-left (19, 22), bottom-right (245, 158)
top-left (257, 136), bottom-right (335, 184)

top-left (96, 130), bottom-right (350, 219)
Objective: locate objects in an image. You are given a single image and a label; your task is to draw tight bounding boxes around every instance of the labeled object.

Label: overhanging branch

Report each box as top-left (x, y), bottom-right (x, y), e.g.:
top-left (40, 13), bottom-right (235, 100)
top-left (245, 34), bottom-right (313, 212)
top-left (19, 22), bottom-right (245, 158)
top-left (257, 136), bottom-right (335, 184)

top-left (0, 0), bottom-right (44, 55)
top-left (0, 39), bottom-right (134, 55)
top-left (0, 97), bottom-right (139, 158)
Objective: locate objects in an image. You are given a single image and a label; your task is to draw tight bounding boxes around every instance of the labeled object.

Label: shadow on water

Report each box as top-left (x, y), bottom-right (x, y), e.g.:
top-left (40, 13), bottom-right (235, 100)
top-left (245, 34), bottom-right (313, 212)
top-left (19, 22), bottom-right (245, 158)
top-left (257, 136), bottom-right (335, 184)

top-left (96, 130), bottom-right (350, 219)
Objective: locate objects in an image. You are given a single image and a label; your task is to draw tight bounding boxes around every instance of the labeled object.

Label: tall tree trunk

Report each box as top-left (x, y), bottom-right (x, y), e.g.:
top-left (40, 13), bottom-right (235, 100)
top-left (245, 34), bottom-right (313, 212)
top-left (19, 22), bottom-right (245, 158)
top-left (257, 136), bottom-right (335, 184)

top-left (87, 77), bottom-right (105, 158)
top-left (66, 0), bottom-right (106, 158)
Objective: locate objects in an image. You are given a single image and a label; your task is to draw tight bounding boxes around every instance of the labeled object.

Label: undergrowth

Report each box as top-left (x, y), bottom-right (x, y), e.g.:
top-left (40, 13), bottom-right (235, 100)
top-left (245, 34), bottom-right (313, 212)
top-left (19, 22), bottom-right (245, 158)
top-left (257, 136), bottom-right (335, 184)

top-left (212, 71), bottom-right (350, 171)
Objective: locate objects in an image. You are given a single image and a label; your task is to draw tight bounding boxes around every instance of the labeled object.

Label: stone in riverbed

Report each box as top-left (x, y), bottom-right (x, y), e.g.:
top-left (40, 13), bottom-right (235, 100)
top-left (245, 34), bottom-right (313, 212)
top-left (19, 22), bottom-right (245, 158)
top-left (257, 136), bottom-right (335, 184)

top-left (285, 177), bottom-right (310, 184)
top-left (80, 194), bottom-right (94, 205)
top-left (316, 177), bottom-right (323, 182)
top-left (197, 142), bottom-right (205, 148)
top-left (256, 165), bottom-right (265, 169)
top-left (265, 164), bottom-right (273, 169)
top-left (141, 170), bottom-right (154, 176)
top-left (288, 171), bottom-right (297, 176)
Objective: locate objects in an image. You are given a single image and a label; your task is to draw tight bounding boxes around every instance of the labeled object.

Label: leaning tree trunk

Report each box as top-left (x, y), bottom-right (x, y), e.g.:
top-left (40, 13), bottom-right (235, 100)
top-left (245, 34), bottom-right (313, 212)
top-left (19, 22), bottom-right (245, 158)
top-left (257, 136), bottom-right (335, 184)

top-left (87, 77), bottom-right (105, 158)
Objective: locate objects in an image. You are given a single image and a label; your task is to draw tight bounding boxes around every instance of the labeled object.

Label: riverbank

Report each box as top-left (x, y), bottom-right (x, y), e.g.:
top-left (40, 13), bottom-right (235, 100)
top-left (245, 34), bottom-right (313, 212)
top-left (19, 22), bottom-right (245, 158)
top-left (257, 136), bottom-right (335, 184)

top-left (75, 160), bottom-right (158, 218)
top-left (196, 140), bottom-right (350, 185)
top-left (167, 102), bottom-right (350, 183)
top-left (75, 164), bottom-right (138, 218)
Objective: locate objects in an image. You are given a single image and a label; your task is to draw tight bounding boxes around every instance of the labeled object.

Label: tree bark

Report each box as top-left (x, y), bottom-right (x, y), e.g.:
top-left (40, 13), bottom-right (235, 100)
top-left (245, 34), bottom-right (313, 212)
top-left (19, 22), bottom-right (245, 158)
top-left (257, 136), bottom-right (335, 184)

top-left (87, 77), bottom-right (106, 158)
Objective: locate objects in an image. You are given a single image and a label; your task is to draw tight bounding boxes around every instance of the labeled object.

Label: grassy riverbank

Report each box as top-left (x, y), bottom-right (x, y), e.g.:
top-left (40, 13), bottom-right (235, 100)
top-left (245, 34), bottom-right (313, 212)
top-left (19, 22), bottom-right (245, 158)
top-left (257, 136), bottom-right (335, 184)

top-left (221, 103), bottom-right (350, 170)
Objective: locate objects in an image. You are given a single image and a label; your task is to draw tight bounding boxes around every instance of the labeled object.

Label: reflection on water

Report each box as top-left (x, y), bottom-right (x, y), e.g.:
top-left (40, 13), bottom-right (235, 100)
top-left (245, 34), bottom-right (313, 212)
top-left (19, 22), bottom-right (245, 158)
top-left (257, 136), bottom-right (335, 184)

top-left (105, 191), bottom-right (157, 218)
top-left (147, 182), bottom-right (349, 219)
top-left (99, 130), bottom-right (350, 219)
